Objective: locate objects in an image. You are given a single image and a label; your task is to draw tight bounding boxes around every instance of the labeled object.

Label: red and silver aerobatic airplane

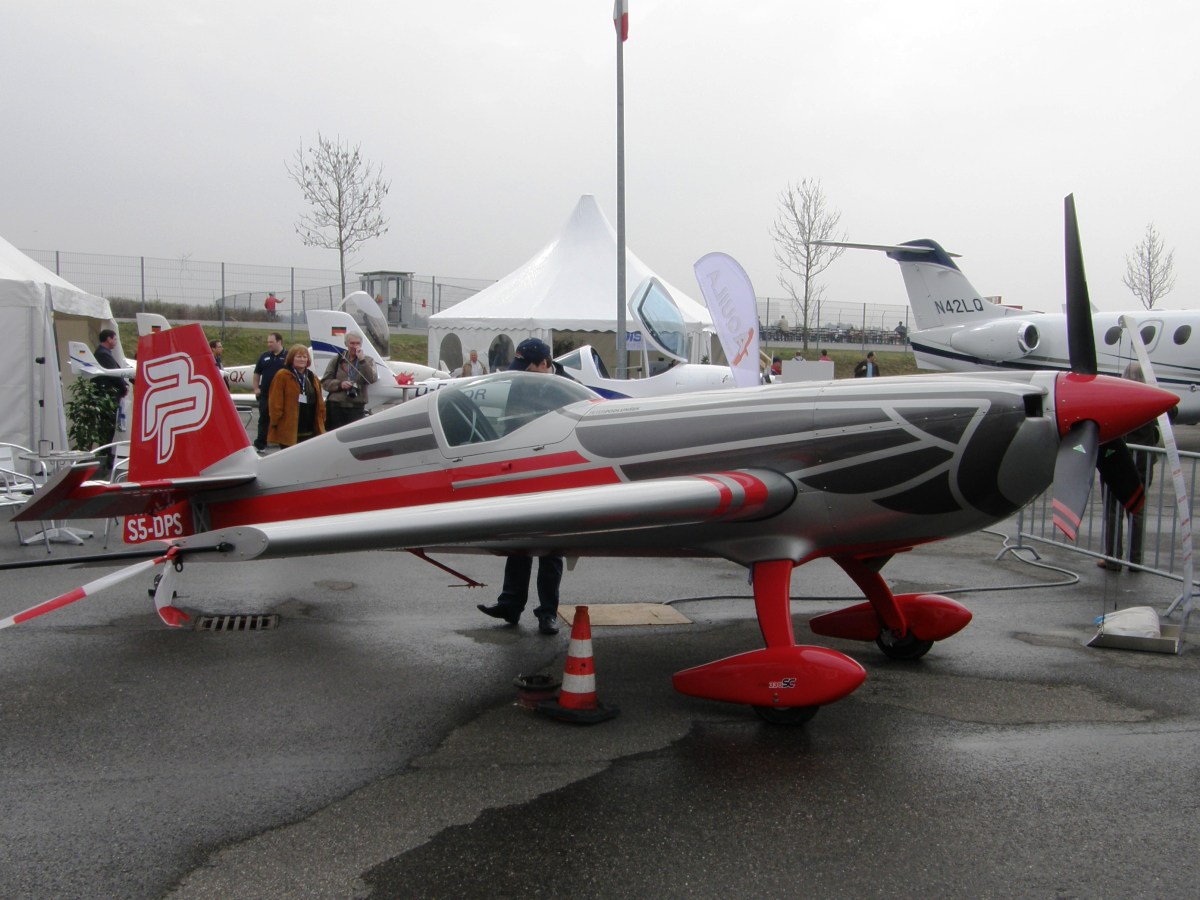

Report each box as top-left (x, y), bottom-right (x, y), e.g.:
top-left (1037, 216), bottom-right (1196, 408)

top-left (2, 198), bottom-right (1179, 723)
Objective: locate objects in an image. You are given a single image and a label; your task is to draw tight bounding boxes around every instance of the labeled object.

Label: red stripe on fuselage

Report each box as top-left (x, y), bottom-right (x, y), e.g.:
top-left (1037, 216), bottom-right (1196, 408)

top-left (207, 451), bottom-right (620, 528)
top-left (696, 475), bottom-right (734, 518)
top-left (721, 471), bottom-right (770, 511)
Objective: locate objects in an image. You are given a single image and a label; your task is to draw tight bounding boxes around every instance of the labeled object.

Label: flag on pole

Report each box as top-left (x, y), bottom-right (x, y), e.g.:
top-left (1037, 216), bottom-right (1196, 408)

top-left (614, 0), bottom-right (628, 41)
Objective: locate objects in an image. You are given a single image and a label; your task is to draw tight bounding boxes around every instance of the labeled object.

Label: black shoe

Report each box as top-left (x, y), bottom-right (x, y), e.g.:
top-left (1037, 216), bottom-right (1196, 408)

top-left (537, 614), bottom-right (560, 635)
top-left (478, 603), bottom-right (520, 625)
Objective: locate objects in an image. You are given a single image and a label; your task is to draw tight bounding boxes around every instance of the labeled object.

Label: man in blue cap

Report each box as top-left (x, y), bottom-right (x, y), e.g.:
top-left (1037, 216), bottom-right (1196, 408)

top-left (477, 338), bottom-right (565, 634)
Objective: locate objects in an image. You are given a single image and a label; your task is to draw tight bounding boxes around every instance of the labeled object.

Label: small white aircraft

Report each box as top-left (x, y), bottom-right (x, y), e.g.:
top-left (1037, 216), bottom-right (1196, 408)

top-left (554, 276), bottom-right (738, 398)
top-left (823, 238), bottom-right (1200, 423)
top-left (307, 293), bottom-right (451, 410)
top-left (326, 277), bottom-right (740, 405)
top-left (66, 342), bottom-right (134, 381)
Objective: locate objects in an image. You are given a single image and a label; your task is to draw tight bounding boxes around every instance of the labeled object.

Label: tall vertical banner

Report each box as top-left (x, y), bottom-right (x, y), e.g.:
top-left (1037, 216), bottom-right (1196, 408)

top-left (694, 252), bottom-right (760, 388)
top-left (1120, 314), bottom-right (1194, 633)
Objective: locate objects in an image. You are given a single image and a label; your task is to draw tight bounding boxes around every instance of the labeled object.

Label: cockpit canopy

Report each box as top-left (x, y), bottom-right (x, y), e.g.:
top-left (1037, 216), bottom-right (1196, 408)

top-left (437, 373), bottom-right (597, 446)
top-left (340, 291), bottom-right (391, 358)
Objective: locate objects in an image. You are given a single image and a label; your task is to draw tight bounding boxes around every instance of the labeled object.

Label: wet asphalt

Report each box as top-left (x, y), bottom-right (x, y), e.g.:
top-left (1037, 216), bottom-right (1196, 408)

top-left (1, 510), bottom-right (1197, 899)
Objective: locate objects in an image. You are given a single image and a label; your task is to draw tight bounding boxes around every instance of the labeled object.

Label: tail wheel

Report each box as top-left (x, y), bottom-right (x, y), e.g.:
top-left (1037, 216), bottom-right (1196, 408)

top-left (876, 630), bottom-right (933, 660)
top-left (753, 705), bottom-right (819, 726)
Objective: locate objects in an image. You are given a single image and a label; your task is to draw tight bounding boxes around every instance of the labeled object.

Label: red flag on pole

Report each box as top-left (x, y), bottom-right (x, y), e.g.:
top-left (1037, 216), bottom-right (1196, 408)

top-left (614, 0), bottom-right (628, 41)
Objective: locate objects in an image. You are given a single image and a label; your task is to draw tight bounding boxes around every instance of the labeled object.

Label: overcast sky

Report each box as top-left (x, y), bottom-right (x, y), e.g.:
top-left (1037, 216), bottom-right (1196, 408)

top-left (2, 1), bottom-right (1196, 312)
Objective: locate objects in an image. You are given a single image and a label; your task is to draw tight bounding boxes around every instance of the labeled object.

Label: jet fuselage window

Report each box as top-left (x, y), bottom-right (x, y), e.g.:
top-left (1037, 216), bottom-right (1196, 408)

top-left (1140, 325), bottom-right (1157, 346)
top-left (1103, 326), bottom-right (1122, 346)
top-left (1174, 325), bottom-right (1192, 345)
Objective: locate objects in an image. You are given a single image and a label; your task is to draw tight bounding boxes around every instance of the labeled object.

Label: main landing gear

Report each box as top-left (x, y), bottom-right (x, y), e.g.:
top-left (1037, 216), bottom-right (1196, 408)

top-left (808, 556), bottom-right (971, 661)
top-left (671, 556), bottom-right (972, 725)
top-left (875, 630), bottom-right (935, 661)
top-left (672, 560), bottom-right (867, 725)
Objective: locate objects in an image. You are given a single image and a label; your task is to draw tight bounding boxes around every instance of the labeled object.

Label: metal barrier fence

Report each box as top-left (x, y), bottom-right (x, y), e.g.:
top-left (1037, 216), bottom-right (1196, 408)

top-left (756, 297), bottom-right (911, 347)
top-left (1014, 443), bottom-right (1199, 587)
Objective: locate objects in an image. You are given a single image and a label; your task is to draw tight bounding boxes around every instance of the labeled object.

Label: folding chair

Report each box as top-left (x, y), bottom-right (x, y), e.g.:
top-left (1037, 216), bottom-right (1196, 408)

top-left (0, 442), bottom-right (50, 551)
top-left (91, 441), bottom-right (131, 548)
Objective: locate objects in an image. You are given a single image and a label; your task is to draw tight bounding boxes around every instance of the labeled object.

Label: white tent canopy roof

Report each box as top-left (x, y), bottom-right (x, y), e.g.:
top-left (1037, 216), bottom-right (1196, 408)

top-left (429, 194), bottom-right (713, 333)
top-left (0, 236), bottom-right (112, 318)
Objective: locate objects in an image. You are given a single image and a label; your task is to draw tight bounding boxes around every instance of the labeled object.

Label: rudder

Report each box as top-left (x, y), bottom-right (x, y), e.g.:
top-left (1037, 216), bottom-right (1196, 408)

top-left (129, 324), bottom-right (252, 481)
top-left (886, 239), bottom-right (1001, 330)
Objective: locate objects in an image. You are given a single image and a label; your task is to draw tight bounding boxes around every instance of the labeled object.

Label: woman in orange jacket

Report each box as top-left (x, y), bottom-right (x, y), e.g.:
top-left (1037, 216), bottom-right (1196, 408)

top-left (268, 344), bottom-right (326, 447)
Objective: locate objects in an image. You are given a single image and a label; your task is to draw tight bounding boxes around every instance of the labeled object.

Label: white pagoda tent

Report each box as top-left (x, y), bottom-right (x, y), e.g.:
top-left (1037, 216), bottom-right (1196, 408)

top-left (427, 195), bottom-right (714, 373)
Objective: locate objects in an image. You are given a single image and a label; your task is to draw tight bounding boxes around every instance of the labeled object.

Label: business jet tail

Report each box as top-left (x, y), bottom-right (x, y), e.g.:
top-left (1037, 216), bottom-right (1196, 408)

top-left (821, 239), bottom-right (1005, 331)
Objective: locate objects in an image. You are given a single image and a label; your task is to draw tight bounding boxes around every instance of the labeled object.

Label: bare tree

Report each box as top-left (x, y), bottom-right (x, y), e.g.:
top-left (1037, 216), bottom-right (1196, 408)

top-left (286, 133), bottom-right (390, 293)
top-left (1122, 222), bottom-right (1176, 309)
top-left (772, 179), bottom-right (846, 351)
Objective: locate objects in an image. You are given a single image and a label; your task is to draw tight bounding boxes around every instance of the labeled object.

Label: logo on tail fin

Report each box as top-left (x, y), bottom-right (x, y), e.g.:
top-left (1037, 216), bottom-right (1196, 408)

top-left (140, 354), bottom-right (212, 464)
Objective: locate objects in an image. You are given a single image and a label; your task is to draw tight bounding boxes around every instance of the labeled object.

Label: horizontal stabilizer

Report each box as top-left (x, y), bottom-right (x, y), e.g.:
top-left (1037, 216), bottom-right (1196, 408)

top-left (817, 239), bottom-right (962, 258)
top-left (13, 464), bottom-right (256, 522)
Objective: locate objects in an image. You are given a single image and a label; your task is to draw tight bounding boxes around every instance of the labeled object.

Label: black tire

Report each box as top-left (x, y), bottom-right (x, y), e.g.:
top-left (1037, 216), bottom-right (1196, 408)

top-left (876, 630), bottom-right (934, 660)
top-left (753, 704), bottom-right (819, 726)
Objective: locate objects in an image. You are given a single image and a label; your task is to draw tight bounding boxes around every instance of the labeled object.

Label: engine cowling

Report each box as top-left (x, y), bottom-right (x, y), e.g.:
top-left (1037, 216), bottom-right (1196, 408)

top-left (948, 320), bottom-right (1040, 360)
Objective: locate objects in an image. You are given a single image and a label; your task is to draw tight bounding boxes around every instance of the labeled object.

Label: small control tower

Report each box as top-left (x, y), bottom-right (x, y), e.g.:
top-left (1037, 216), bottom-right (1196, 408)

top-left (359, 271), bottom-right (414, 327)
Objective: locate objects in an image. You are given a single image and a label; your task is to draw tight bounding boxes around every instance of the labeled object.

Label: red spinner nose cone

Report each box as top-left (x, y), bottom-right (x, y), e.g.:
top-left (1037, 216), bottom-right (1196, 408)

top-left (1055, 372), bottom-right (1179, 443)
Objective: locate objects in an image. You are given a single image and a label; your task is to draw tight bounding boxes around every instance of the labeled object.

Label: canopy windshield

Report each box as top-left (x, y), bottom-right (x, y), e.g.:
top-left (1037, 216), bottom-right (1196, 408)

top-left (436, 373), bottom-right (596, 447)
top-left (631, 276), bottom-right (688, 362)
top-left (340, 291), bottom-right (391, 358)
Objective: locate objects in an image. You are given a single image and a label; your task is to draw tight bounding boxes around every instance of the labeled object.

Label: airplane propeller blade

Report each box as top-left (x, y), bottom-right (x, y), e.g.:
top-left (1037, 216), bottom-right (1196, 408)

top-left (1051, 419), bottom-right (1100, 540)
top-left (1064, 194), bottom-right (1097, 376)
top-left (1097, 440), bottom-right (1146, 514)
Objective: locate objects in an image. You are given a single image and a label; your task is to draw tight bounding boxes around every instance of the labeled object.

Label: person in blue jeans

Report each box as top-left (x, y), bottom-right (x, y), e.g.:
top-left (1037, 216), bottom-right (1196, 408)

top-left (476, 338), bottom-right (565, 635)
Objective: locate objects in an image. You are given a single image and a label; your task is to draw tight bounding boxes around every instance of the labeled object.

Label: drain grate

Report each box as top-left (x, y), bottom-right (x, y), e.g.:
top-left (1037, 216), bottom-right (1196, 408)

top-left (194, 614), bottom-right (280, 633)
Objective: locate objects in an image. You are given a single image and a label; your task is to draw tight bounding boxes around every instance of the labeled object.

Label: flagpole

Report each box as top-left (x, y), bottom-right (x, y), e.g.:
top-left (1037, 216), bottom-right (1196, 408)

top-left (614, 4), bottom-right (627, 378)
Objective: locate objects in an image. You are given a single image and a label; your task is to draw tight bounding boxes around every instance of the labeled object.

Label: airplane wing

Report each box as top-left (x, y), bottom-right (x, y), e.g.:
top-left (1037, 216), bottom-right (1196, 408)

top-left (1, 469), bottom-right (797, 631)
top-left (180, 469), bottom-right (797, 562)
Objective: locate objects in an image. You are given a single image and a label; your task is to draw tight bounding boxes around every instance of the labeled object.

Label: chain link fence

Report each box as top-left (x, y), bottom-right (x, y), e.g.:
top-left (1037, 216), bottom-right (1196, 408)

top-left (756, 296), bottom-right (911, 348)
top-left (23, 247), bottom-right (909, 341)
top-left (21, 247), bottom-right (495, 328)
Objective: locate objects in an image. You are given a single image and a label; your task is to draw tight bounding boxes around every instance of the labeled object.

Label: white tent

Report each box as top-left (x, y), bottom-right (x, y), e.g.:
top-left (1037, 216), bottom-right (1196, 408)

top-left (427, 194), bottom-right (714, 373)
top-left (0, 235), bottom-right (116, 454)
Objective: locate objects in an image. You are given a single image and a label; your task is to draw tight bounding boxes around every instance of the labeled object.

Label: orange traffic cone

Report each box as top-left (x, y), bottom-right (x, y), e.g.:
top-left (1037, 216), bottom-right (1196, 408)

top-left (537, 606), bottom-right (618, 724)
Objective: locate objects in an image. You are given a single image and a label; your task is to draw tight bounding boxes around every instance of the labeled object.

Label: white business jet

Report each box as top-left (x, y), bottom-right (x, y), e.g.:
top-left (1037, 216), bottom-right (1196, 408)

top-left (824, 239), bottom-right (1200, 423)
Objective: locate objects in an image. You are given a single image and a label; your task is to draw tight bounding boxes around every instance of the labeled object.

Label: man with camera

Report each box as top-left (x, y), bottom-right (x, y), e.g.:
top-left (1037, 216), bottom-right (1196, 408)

top-left (321, 334), bottom-right (378, 430)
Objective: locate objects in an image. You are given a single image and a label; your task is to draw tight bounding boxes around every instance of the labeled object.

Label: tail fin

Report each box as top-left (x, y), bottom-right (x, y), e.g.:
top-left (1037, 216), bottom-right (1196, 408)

top-left (130, 324), bottom-right (252, 481)
top-left (66, 341), bottom-right (103, 377)
top-left (884, 240), bottom-right (1002, 330)
top-left (824, 239), bottom-right (1002, 331)
top-left (308, 308), bottom-right (383, 369)
top-left (136, 312), bottom-right (173, 336)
